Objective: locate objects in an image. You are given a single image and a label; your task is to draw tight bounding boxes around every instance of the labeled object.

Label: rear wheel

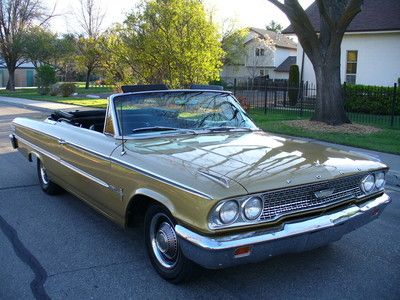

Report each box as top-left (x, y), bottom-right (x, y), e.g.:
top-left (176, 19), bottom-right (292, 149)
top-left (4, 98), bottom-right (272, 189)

top-left (37, 159), bottom-right (62, 195)
top-left (144, 205), bottom-right (196, 283)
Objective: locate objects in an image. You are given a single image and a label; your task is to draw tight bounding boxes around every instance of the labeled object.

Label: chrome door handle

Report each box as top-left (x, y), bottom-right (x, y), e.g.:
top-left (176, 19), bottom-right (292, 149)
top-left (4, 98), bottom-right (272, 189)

top-left (58, 139), bottom-right (67, 145)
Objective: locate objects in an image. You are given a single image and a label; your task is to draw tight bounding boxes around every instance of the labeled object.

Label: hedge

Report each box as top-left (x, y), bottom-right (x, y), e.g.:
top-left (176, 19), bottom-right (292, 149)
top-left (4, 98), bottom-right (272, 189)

top-left (344, 84), bottom-right (399, 115)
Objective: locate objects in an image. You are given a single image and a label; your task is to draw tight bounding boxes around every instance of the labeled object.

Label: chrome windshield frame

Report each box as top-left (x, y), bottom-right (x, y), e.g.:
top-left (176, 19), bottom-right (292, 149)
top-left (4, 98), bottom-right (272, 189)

top-left (108, 89), bottom-right (254, 140)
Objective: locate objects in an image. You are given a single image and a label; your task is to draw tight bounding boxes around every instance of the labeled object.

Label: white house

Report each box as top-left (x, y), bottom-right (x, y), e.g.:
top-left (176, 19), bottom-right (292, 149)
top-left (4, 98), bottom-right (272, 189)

top-left (221, 27), bottom-right (297, 84)
top-left (283, 0), bottom-right (400, 87)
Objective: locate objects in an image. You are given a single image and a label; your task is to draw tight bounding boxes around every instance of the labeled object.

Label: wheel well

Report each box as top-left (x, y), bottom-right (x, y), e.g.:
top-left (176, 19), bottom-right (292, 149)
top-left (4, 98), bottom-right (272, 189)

top-left (126, 194), bottom-right (168, 227)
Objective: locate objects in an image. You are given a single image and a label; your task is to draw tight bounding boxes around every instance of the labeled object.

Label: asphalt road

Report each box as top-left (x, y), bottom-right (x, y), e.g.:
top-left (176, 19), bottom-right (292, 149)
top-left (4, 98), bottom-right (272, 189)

top-left (0, 102), bottom-right (399, 300)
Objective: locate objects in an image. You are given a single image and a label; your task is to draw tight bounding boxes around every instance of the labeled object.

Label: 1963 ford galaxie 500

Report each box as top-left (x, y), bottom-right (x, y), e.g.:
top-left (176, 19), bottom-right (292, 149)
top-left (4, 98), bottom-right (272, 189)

top-left (10, 84), bottom-right (391, 283)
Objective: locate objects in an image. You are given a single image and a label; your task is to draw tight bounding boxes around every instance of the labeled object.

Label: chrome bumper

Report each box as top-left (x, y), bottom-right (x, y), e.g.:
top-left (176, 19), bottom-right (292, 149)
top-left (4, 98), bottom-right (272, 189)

top-left (175, 193), bottom-right (391, 269)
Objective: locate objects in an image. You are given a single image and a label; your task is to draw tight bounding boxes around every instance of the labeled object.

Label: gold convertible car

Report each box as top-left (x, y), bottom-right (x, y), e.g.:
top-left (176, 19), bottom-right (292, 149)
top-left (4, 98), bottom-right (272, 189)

top-left (10, 85), bottom-right (391, 283)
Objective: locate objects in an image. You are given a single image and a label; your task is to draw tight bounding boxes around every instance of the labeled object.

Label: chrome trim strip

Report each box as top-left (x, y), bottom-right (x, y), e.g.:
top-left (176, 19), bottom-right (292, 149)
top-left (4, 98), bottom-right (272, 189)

top-left (110, 157), bottom-right (212, 199)
top-left (15, 132), bottom-right (211, 199)
top-left (15, 135), bottom-right (111, 190)
top-left (48, 137), bottom-right (211, 199)
top-left (176, 193), bottom-right (391, 251)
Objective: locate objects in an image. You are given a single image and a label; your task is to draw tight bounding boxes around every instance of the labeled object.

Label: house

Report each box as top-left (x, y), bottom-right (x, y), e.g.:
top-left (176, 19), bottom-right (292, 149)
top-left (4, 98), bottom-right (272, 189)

top-left (221, 27), bottom-right (297, 84)
top-left (0, 61), bottom-right (36, 87)
top-left (282, 0), bottom-right (400, 86)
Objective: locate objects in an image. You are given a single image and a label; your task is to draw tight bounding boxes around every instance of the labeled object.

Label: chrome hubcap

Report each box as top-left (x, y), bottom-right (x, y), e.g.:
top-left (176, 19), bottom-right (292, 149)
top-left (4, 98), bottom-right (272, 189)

top-left (40, 163), bottom-right (49, 185)
top-left (150, 213), bottom-right (178, 269)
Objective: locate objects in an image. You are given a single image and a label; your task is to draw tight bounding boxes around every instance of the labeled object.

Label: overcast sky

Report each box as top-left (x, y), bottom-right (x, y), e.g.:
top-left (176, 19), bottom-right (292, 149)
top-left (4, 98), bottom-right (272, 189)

top-left (47, 0), bottom-right (314, 34)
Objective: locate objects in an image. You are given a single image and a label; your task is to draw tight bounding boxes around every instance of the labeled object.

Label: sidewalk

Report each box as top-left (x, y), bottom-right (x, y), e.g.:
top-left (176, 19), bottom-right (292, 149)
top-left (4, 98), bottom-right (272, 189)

top-left (0, 96), bottom-right (94, 112)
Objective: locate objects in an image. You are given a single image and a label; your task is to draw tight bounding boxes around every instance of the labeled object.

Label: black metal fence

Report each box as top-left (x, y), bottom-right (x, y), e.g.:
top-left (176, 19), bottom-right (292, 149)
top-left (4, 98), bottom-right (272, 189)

top-left (231, 78), bottom-right (399, 128)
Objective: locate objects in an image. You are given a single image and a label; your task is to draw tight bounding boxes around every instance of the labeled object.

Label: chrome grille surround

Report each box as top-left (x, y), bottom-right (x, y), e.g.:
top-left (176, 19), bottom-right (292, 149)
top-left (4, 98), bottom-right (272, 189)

top-left (259, 174), bottom-right (365, 222)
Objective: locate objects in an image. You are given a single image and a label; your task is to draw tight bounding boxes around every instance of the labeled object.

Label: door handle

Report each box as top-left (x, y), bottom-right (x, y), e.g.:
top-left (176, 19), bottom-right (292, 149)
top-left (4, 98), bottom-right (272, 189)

top-left (58, 139), bottom-right (67, 145)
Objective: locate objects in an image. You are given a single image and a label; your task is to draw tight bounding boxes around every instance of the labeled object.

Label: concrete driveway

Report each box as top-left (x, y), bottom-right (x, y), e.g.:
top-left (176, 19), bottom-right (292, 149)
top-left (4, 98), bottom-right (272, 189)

top-left (0, 102), bottom-right (399, 299)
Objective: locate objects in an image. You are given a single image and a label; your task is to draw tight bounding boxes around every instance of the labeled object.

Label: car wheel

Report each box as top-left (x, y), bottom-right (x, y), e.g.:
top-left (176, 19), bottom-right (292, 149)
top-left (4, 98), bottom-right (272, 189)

top-left (144, 205), bottom-right (196, 283)
top-left (37, 159), bottom-right (62, 195)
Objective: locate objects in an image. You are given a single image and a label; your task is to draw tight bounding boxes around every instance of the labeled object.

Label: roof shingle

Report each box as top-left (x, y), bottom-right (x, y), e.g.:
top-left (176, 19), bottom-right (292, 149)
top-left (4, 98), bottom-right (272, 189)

top-left (248, 27), bottom-right (297, 49)
top-left (283, 0), bottom-right (400, 34)
top-left (275, 56), bottom-right (297, 72)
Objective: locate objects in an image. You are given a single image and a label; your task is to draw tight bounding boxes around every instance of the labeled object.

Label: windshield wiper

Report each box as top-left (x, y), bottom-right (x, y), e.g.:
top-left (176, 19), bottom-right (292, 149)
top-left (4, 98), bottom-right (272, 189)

top-left (131, 126), bottom-right (196, 134)
top-left (200, 126), bottom-right (254, 132)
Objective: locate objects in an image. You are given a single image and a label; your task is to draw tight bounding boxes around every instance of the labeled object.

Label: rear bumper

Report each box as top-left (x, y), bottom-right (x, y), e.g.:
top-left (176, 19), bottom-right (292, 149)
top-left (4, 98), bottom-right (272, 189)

top-left (175, 193), bottom-right (391, 269)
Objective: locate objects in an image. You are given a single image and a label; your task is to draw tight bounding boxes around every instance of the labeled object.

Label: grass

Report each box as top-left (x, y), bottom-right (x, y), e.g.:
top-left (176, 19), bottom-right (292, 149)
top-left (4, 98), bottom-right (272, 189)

top-left (249, 109), bottom-right (400, 155)
top-left (0, 86), bottom-right (110, 108)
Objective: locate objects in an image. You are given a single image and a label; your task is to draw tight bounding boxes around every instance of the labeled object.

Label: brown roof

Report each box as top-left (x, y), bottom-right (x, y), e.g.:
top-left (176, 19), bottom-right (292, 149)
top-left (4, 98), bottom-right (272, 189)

top-left (248, 27), bottom-right (297, 49)
top-left (275, 56), bottom-right (297, 72)
top-left (283, 0), bottom-right (400, 34)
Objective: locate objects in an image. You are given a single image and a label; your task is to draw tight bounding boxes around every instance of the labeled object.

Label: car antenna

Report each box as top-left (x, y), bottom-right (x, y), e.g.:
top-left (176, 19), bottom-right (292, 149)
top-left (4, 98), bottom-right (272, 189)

top-left (120, 100), bottom-right (126, 156)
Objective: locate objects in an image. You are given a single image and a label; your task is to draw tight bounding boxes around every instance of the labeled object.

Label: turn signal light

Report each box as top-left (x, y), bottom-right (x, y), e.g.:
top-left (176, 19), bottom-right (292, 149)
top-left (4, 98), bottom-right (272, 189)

top-left (234, 246), bottom-right (252, 258)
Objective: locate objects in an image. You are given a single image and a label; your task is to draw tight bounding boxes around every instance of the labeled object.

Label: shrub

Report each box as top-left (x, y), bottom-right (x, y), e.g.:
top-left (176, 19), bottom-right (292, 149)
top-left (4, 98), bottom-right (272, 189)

top-left (288, 65), bottom-right (299, 106)
top-left (49, 83), bottom-right (60, 96)
top-left (59, 83), bottom-right (76, 97)
top-left (36, 65), bottom-right (57, 95)
top-left (344, 84), bottom-right (399, 115)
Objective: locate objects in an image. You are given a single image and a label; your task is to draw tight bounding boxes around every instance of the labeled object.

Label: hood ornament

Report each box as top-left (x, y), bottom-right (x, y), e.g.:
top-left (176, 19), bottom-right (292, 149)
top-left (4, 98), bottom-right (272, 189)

top-left (314, 188), bottom-right (335, 199)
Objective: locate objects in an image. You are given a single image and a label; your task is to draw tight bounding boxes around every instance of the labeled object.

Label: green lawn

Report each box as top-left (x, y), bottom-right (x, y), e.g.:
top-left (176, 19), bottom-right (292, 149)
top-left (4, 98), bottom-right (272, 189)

top-left (249, 109), bottom-right (400, 155)
top-left (0, 86), bottom-right (110, 108)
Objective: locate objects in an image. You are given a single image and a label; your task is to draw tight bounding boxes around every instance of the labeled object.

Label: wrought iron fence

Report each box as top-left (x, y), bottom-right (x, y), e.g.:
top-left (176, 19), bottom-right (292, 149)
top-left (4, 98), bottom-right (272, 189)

top-left (230, 78), bottom-right (399, 128)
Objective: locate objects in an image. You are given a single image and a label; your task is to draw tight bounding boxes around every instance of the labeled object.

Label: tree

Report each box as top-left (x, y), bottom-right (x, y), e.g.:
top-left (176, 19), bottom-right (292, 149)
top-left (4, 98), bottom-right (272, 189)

top-left (23, 27), bottom-right (58, 68)
top-left (266, 20), bottom-right (283, 32)
top-left (288, 64), bottom-right (299, 105)
top-left (0, 0), bottom-right (54, 91)
top-left (117, 0), bottom-right (224, 87)
top-left (221, 28), bottom-right (248, 66)
top-left (76, 36), bottom-right (103, 88)
top-left (36, 64), bottom-right (57, 95)
top-left (74, 0), bottom-right (105, 88)
top-left (268, 0), bottom-right (363, 125)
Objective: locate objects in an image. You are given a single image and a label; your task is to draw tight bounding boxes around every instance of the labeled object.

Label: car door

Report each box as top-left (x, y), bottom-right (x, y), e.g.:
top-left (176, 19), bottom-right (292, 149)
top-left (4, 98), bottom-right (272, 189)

top-left (54, 123), bottom-right (124, 221)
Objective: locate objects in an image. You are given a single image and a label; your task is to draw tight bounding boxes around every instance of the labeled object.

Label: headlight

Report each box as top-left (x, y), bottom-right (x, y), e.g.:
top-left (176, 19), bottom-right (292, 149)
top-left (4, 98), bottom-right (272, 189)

top-left (375, 172), bottom-right (385, 189)
top-left (243, 197), bottom-right (263, 220)
top-left (361, 174), bottom-right (375, 193)
top-left (219, 201), bottom-right (239, 224)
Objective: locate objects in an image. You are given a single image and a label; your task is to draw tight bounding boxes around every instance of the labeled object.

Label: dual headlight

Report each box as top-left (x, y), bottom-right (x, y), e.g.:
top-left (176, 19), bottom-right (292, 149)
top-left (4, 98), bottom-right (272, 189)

top-left (210, 196), bottom-right (263, 228)
top-left (361, 171), bottom-right (386, 193)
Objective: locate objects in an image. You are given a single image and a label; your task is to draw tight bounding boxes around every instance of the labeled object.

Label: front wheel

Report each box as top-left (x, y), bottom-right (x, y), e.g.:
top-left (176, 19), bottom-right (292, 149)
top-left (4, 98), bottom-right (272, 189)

top-left (144, 205), bottom-right (196, 283)
top-left (37, 159), bottom-right (62, 195)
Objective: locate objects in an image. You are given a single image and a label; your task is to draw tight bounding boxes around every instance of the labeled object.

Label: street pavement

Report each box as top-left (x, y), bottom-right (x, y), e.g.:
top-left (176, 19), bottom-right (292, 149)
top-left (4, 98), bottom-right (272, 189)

top-left (0, 102), bottom-right (399, 299)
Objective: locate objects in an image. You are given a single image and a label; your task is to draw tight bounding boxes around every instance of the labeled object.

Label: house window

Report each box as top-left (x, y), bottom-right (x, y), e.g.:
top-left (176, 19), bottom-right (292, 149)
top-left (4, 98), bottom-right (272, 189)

top-left (260, 70), bottom-right (265, 76)
top-left (346, 50), bottom-right (358, 84)
top-left (255, 48), bottom-right (265, 56)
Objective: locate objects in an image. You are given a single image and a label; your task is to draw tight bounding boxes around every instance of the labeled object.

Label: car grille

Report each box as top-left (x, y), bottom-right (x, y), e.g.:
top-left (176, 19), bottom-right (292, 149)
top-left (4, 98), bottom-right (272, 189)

top-left (259, 174), bottom-right (365, 221)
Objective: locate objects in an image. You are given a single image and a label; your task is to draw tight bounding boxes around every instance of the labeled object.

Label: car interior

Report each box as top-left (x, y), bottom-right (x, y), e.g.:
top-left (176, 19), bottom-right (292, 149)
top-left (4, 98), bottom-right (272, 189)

top-left (50, 109), bottom-right (107, 132)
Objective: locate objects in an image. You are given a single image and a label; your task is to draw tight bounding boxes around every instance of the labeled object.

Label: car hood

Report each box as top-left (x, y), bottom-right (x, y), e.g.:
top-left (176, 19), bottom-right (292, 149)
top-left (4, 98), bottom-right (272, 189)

top-left (124, 131), bottom-right (386, 196)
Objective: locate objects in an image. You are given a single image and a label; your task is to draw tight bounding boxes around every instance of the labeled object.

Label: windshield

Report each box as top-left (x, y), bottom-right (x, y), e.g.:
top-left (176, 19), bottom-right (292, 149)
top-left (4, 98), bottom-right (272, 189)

top-left (113, 91), bottom-right (258, 136)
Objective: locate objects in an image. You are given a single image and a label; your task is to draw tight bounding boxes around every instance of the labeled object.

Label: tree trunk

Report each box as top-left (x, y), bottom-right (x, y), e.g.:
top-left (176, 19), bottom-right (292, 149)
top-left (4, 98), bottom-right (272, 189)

top-left (6, 67), bottom-right (16, 91)
top-left (85, 68), bottom-right (91, 89)
top-left (311, 55), bottom-right (350, 125)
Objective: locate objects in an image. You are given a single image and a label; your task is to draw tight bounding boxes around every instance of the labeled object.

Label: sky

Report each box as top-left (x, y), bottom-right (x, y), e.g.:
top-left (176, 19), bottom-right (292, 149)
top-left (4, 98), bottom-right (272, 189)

top-left (47, 0), bottom-right (314, 34)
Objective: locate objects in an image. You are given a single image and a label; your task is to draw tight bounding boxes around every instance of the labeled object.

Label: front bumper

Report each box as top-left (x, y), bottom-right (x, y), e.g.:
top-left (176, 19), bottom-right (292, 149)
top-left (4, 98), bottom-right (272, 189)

top-left (175, 193), bottom-right (391, 269)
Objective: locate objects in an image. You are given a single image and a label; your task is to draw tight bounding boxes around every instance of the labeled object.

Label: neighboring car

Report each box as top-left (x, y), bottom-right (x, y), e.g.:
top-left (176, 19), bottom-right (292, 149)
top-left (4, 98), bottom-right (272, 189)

top-left (10, 85), bottom-right (391, 283)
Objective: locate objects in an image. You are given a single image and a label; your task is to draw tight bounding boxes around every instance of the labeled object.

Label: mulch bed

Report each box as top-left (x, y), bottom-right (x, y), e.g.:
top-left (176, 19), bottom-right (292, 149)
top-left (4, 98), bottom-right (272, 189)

top-left (285, 120), bottom-right (382, 134)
